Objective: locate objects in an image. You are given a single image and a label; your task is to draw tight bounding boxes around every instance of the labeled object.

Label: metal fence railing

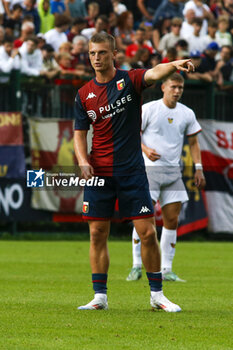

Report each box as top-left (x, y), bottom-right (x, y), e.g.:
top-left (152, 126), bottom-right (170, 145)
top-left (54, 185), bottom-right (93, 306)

top-left (0, 70), bottom-right (233, 121)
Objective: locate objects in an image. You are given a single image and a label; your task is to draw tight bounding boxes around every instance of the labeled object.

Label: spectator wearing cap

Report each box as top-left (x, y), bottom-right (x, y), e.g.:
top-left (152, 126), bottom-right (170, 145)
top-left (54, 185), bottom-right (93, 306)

top-left (186, 17), bottom-right (208, 53)
top-left (125, 27), bottom-right (154, 59)
top-left (85, 2), bottom-right (99, 28)
top-left (139, 21), bottom-right (154, 48)
top-left (38, 0), bottom-right (55, 34)
top-left (0, 35), bottom-right (21, 73)
top-left (81, 14), bottom-right (109, 41)
top-left (40, 43), bottom-right (60, 80)
top-left (44, 14), bottom-right (70, 52)
top-left (185, 49), bottom-right (213, 82)
top-left (114, 11), bottom-right (135, 51)
top-left (19, 35), bottom-right (43, 76)
top-left (3, 4), bottom-right (23, 38)
top-left (23, 0), bottom-right (41, 34)
top-left (183, 0), bottom-right (214, 35)
top-left (67, 18), bottom-right (87, 42)
top-left (197, 41), bottom-right (220, 77)
top-left (216, 15), bottom-right (232, 47)
top-left (158, 17), bottom-right (183, 57)
top-left (14, 20), bottom-right (35, 48)
top-left (137, 0), bottom-right (163, 22)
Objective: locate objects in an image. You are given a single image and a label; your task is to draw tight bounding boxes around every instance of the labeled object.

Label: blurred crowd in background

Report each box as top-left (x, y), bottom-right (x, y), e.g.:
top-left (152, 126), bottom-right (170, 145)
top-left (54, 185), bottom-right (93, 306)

top-left (0, 0), bottom-right (233, 88)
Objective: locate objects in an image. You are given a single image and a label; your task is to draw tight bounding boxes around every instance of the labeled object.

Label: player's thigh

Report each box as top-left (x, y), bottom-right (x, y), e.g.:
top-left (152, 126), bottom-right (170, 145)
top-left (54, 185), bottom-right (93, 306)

top-left (159, 178), bottom-right (188, 208)
top-left (116, 174), bottom-right (154, 219)
top-left (83, 177), bottom-right (116, 219)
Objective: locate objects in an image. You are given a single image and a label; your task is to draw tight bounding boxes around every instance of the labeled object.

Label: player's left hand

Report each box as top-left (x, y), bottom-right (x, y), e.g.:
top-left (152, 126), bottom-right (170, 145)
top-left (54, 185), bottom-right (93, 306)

top-left (172, 59), bottom-right (195, 73)
top-left (194, 170), bottom-right (206, 189)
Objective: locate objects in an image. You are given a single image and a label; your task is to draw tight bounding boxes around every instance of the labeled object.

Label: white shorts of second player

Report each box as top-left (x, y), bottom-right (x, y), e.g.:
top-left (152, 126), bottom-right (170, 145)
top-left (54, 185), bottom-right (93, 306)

top-left (146, 167), bottom-right (188, 207)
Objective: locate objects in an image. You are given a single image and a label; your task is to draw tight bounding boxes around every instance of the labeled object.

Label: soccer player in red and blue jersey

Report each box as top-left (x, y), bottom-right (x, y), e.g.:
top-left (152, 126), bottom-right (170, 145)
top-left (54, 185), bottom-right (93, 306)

top-left (74, 32), bottom-right (194, 312)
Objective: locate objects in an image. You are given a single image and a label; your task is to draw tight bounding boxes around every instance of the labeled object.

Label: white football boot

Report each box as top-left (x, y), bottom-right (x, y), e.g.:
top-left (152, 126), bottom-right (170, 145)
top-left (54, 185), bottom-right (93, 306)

top-left (78, 294), bottom-right (108, 310)
top-left (150, 291), bottom-right (181, 312)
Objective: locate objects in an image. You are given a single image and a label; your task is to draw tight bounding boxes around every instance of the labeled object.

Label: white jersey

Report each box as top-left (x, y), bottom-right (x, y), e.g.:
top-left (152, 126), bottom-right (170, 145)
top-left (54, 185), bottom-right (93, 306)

top-left (141, 99), bottom-right (201, 167)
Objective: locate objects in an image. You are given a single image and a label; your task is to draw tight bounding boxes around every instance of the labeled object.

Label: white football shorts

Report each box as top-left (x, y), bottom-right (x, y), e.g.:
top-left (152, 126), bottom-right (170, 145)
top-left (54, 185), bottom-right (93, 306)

top-left (146, 166), bottom-right (189, 208)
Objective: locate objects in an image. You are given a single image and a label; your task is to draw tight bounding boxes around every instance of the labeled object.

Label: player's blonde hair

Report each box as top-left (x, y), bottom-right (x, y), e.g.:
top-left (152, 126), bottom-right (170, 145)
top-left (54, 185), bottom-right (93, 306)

top-left (163, 73), bottom-right (184, 84)
top-left (89, 32), bottom-right (116, 51)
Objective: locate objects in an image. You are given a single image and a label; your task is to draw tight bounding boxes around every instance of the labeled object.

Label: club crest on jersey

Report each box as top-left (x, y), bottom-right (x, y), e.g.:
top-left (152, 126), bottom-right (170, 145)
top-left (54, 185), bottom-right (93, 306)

top-left (168, 118), bottom-right (173, 124)
top-left (116, 78), bottom-right (125, 91)
top-left (83, 201), bottom-right (89, 213)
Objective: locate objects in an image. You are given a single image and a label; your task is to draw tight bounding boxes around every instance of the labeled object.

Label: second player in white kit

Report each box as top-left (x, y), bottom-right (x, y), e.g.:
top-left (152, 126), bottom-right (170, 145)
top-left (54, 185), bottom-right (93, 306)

top-left (126, 73), bottom-right (206, 282)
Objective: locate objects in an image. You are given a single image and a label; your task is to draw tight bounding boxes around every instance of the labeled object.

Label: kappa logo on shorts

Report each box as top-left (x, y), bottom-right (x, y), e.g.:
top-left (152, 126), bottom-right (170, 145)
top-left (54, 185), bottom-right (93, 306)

top-left (83, 201), bottom-right (89, 213)
top-left (139, 206), bottom-right (151, 214)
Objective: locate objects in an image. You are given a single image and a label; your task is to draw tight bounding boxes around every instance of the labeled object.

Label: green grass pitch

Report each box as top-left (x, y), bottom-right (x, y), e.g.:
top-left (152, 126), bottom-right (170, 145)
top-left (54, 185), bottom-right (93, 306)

top-left (0, 240), bottom-right (232, 350)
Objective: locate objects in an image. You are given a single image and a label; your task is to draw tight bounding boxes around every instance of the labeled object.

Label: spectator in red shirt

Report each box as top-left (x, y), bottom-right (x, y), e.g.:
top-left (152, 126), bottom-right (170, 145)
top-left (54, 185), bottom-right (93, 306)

top-left (85, 2), bottom-right (99, 28)
top-left (125, 27), bottom-right (154, 58)
top-left (67, 17), bottom-right (87, 42)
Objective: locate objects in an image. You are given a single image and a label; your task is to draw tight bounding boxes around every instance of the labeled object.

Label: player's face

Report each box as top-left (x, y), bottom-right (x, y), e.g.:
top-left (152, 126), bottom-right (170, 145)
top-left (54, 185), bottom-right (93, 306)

top-left (162, 79), bottom-right (184, 105)
top-left (89, 41), bottom-right (116, 73)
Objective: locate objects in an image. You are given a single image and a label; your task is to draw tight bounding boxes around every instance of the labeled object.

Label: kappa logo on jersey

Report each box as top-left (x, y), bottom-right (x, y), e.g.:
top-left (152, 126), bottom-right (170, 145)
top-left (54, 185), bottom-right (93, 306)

top-left (116, 78), bottom-right (125, 91)
top-left (83, 201), bottom-right (89, 213)
top-left (87, 110), bottom-right (97, 122)
top-left (86, 92), bottom-right (97, 100)
top-left (168, 118), bottom-right (173, 124)
top-left (139, 206), bottom-right (151, 214)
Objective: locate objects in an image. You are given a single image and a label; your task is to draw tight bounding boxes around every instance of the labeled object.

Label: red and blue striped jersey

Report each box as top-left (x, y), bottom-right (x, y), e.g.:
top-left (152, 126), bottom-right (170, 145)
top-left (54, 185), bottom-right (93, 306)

top-left (74, 69), bottom-right (147, 176)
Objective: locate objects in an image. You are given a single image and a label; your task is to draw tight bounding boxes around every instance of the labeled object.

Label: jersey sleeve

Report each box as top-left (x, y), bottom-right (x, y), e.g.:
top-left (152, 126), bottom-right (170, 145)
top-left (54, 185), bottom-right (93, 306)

top-left (186, 109), bottom-right (202, 136)
top-left (74, 92), bottom-right (91, 130)
top-left (128, 69), bottom-right (147, 95)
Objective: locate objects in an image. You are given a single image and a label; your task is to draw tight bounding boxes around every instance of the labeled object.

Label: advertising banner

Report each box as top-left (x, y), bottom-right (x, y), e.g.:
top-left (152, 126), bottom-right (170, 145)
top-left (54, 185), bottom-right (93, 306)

top-left (199, 120), bottom-right (233, 233)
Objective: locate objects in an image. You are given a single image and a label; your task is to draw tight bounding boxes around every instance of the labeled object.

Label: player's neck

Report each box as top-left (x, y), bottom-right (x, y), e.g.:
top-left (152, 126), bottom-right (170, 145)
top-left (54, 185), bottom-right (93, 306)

top-left (163, 98), bottom-right (177, 109)
top-left (95, 67), bottom-right (116, 83)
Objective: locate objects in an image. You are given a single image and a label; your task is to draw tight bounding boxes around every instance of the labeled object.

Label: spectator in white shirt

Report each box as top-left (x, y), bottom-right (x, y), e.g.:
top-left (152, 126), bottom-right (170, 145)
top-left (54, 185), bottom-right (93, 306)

top-left (44, 14), bottom-right (71, 52)
top-left (0, 35), bottom-right (21, 72)
top-left (186, 17), bottom-right (208, 53)
top-left (19, 36), bottom-right (43, 76)
top-left (203, 19), bottom-right (218, 46)
top-left (183, 0), bottom-right (214, 35)
top-left (158, 17), bottom-right (183, 56)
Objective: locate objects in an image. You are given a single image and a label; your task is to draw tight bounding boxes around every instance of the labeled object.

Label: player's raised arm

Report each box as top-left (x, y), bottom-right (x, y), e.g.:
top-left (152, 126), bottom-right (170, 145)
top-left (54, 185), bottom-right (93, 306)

top-left (74, 130), bottom-right (94, 180)
top-left (144, 59), bottom-right (195, 85)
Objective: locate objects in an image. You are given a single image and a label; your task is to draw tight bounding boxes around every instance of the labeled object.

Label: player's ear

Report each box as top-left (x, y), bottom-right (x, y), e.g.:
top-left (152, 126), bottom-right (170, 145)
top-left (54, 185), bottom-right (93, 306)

top-left (161, 82), bottom-right (165, 93)
top-left (113, 49), bottom-right (118, 59)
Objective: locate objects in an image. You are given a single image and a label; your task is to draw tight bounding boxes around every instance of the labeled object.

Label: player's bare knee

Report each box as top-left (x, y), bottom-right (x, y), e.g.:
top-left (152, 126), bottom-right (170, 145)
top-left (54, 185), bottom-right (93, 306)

top-left (140, 228), bottom-right (156, 246)
top-left (164, 216), bottom-right (178, 229)
top-left (90, 226), bottom-right (108, 246)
